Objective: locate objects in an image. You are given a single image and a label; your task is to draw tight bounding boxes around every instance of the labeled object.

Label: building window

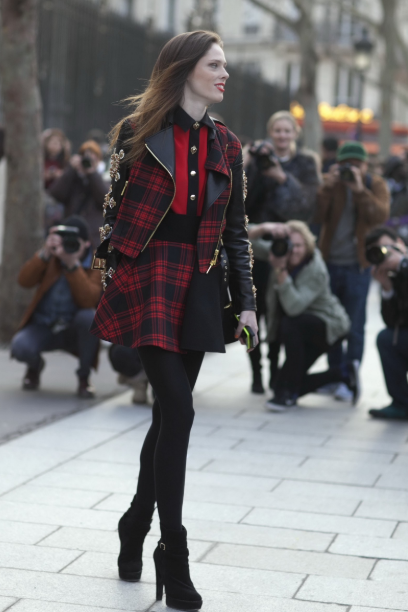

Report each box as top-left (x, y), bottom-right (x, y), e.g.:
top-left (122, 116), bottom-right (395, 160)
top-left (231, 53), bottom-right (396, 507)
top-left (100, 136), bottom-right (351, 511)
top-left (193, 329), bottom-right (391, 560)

top-left (287, 62), bottom-right (300, 97)
top-left (244, 23), bottom-right (260, 35)
top-left (335, 65), bottom-right (360, 106)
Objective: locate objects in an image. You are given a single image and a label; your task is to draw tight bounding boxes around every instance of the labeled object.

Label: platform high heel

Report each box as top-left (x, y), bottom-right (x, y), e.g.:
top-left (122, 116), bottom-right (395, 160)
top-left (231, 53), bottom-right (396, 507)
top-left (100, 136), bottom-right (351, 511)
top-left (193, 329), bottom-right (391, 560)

top-left (117, 510), bottom-right (152, 582)
top-left (153, 526), bottom-right (202, 611)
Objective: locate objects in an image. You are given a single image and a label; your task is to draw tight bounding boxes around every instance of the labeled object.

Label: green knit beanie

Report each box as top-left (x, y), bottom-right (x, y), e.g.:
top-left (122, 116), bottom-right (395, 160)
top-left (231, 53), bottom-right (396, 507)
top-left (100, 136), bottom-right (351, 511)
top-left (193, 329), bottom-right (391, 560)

top-left (337, 141), bottom-right (368, 162)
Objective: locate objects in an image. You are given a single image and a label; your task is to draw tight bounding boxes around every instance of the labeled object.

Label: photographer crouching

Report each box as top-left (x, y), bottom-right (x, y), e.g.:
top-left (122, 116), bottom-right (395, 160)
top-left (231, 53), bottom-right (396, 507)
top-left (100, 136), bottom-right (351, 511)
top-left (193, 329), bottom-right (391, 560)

top-left (365, 226), bottom-right (408, 420)
top-left (249, 221), bottom-right (356, 412)
top-left (10, 216), bottom-right (101, 398)
top-left (245, 111), bottom-right (319, 394)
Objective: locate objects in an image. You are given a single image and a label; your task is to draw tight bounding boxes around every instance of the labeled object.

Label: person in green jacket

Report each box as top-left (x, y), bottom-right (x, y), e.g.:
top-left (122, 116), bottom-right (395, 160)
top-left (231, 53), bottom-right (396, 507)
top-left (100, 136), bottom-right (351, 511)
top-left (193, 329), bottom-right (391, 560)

top-left (249, 220), bottom-right (357, 412)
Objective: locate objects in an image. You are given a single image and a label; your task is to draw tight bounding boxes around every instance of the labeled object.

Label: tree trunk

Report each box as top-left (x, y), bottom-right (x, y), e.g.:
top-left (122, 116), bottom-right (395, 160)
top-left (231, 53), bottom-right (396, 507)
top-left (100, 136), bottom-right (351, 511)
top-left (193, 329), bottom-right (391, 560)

top-left (0, 0), bottom-right (43, 342)
top-left (296, 0), bottom-right (322, 152)
top-left (378, 0), bottom-right (396, 157)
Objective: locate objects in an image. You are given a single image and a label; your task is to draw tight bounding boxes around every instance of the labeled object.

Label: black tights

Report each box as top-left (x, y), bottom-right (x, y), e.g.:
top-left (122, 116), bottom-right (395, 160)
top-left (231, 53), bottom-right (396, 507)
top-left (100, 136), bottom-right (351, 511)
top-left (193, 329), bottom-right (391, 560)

top-left (131, 346), bottom-right (204, 532)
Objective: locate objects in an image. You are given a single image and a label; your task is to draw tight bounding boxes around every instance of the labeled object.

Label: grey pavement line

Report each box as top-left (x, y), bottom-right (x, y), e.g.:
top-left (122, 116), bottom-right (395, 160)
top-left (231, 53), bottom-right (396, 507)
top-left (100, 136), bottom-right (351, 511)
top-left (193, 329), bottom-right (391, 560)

top-left (198, 459), bottom-right (215, 472)
top-left (194, 541), bottom-right (218, 563)
top-left (7, 596), bottom-right (145, 612)
top-left (390, 521), bottom-right (403, 538)
top-left (2, 599), bottom-right (21, 612)
top-left (367, 557), bottom-right (380, 580)
top-left (57, 550), bottom-right (87, 574)
top-left (90, 492), bottom-right (114, 510)
top-left (0, 417), bottom-right (152, 500)
top-left (33, 525), bottom-right (62, 546)
top-left (0, 389), bottom-right (128, 446)
top-left (351, 500), bottom-right (363, 516)
top-left (291, 574), bottom-right (308, 600)
top-left (269, 479), bottom-right (283, 493)
top-left (238, 507), bottom-right (256, 524)
top-left (198, 468), bottom-right (388, 490)
top-left (324, 532), bottom-right (338, 553)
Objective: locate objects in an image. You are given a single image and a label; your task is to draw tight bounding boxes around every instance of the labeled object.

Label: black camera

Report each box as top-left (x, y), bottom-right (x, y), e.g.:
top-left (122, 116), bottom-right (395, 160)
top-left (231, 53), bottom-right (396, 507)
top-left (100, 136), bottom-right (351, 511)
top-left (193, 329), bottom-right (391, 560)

top-left (54, 225), bottom-right (81, 253)
top-left (366, 244), bottom-right (401, 265)
top-left (263, 233), bottom-right (292, 257)
top-left (81, 154), bottom-right (93, 169)
top-left (339, 163), bottom-right (355, 182)
top-left (249, 141), bottom-right (277, 171)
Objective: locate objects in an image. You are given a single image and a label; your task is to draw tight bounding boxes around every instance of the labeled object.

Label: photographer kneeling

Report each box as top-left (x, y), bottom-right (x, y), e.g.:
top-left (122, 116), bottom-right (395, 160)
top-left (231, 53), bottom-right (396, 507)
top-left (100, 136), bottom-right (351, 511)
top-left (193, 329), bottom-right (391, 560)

top-left (249, 221), bottom-right (355, 412)
top-left (365, 227), bottom-right (408, 420)
top-left (10, 216), bottom-right (101, 398)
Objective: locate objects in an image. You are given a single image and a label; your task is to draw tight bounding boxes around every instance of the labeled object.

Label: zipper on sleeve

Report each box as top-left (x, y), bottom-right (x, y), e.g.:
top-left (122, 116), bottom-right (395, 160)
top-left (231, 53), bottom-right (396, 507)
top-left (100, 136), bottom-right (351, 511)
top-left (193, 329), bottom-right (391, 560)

top-left (206, 170), bottom-right (233, 273)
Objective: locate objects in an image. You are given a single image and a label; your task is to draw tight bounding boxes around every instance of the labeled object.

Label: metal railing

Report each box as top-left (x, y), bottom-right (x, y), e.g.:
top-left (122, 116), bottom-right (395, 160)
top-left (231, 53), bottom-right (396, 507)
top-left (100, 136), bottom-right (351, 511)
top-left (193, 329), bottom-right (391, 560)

top-left (37, 0), bottom-right (289, 148)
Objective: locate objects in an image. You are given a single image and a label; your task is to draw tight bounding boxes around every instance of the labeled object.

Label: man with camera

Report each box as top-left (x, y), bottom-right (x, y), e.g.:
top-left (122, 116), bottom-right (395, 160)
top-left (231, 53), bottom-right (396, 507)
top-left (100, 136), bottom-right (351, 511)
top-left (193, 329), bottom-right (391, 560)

top-left (10, 216), bottom-right (102, 398)
top-left (315, 141), bottom-right (389, 401)
top-left (365, 227), bottom-right (408, 419)
top-left (48, 139), bottom-right (107, 247)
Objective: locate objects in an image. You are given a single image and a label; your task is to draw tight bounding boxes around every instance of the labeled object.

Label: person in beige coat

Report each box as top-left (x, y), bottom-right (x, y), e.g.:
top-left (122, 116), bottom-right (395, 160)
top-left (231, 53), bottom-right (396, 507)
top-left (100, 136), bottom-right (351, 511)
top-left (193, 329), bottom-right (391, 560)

top-left (249, 220), bottom-right (354, 412)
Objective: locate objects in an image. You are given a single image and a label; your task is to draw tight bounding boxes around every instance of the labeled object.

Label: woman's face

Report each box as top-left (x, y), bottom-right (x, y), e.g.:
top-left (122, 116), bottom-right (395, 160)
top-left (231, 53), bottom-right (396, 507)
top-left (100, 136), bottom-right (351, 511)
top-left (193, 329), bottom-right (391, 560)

top-left (47, 135), bottom-right (63, 157)
top-left (184, 43), bottom-right (229, 106)
top-left (269, 119), bottom-right (296, 155)
top-left (288, 231), bottom-right (308, 268)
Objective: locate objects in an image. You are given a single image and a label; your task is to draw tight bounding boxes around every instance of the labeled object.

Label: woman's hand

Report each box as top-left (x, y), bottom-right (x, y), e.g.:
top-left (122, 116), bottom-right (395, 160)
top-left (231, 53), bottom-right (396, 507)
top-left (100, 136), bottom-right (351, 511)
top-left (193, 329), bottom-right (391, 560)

top-left (235, 310), bottom-right (259, 352)
top-left (263, 160), bottom-right (287, 184)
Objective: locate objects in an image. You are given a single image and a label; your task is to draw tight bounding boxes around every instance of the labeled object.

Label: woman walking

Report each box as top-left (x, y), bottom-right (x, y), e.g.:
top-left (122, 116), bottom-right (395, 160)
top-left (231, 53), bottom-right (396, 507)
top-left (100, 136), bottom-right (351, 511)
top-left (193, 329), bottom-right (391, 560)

top-left (90, 31), bottom-right (257, 611)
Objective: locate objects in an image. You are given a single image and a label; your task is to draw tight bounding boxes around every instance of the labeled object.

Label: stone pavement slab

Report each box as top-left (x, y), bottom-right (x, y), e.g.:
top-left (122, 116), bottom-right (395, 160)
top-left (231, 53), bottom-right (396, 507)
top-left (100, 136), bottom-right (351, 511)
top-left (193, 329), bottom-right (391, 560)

top-left (1, 286), bottom-right (408, 611)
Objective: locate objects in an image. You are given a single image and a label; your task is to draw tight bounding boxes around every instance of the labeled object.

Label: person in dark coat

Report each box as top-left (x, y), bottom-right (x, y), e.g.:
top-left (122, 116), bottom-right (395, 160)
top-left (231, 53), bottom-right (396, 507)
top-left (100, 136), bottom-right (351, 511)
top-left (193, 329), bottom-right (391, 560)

top-left (365, 226), bottom-right (408, 420)
top-left (89, 31), bottom-right (257, 610)
top-left (244, 110), bottom-right (320, 394)
top-left (48, 139), bottom-right (107, 247)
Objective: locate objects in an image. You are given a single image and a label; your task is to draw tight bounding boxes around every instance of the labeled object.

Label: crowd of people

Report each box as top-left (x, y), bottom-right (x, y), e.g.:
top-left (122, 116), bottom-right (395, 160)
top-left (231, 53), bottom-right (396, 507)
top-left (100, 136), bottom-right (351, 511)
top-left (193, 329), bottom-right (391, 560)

top-left (8, 114), bottom-right (408, 419)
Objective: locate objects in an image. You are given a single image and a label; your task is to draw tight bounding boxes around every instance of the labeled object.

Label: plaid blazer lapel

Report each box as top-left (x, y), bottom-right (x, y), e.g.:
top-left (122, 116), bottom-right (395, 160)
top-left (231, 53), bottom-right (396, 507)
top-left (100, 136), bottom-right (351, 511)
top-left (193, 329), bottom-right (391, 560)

top-left (203, 130), bottom-right (231, 214)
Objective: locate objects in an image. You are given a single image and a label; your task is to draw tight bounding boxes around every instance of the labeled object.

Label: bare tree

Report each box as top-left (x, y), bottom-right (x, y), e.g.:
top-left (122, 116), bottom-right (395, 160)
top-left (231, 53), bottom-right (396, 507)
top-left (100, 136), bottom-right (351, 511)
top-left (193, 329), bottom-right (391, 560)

top-left (339, 0), bottom-right (407, 156)
top-left (248, 0), bottom-right (322, 152)
top-left (187, 0), bottom-right (218, 31)
top-left (0, 0), bottom-right (43, 342)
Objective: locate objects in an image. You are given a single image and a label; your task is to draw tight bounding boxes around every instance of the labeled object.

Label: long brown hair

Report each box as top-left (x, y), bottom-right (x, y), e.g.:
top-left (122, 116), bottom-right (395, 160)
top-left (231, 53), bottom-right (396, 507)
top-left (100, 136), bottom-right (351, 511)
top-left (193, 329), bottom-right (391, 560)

top-left (111, 30), bottom-right (223, 164)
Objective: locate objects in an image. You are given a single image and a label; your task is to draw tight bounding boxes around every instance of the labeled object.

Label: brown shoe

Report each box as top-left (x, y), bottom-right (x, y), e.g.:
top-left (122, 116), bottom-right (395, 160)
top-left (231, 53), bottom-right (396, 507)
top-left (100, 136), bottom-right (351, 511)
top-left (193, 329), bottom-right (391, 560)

top-left (77, 377), bottom-right (96, 399)
top-left (22, 357), bottom-right (45, 391)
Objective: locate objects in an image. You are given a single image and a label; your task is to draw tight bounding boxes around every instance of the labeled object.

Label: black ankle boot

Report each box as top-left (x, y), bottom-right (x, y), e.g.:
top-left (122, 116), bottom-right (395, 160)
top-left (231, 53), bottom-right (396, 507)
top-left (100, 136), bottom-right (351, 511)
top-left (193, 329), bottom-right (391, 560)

top-left (251, 370), bottom-right (264, 394)
top-left (154, 526), bottom-right (202, 611)
top-left (117, 510), bottom-right (152, 581)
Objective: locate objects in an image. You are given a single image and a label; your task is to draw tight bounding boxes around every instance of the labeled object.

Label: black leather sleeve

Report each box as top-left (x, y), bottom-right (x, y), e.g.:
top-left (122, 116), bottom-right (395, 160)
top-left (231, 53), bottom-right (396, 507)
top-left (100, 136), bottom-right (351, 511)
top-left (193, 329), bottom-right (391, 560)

top-left (222, 150), bottom-right (257, 312)
top-left (94, 120), bottom-right (133, 259)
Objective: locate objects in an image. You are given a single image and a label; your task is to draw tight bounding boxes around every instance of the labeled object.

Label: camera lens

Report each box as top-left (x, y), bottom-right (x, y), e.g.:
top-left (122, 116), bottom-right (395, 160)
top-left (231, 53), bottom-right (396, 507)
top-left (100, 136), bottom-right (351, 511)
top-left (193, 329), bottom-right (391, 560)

top-left (271, 237), bottom-right (290, 257)
top-left (62, 235), bottom-right (81, 253)
top-left (366, 245), bottom-right (387, 265)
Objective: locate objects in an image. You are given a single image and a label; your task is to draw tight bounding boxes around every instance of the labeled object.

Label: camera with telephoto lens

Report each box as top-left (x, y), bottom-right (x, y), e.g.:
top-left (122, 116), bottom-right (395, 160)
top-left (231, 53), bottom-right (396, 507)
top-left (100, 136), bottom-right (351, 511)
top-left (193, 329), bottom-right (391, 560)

top-left (81, 154), bottom-right (93, 169)
top-left (249, 141), bottom-right (278, 171)
top-left (263, 233), bottom-right (293, 257)
top-left (339, 163), bottom-right (355, 183)
top-left (366, 244), bottom-right (402, 266)
top-left (54, 225), bottom-right (81, 253)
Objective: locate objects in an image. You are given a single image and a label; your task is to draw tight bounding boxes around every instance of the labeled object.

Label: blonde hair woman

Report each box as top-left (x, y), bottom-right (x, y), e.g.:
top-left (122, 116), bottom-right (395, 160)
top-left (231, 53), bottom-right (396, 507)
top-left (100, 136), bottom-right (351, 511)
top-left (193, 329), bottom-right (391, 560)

top-left (249, 220), bottom-right (357, 412)
top-left (244, 110), bottom-right (320, 395)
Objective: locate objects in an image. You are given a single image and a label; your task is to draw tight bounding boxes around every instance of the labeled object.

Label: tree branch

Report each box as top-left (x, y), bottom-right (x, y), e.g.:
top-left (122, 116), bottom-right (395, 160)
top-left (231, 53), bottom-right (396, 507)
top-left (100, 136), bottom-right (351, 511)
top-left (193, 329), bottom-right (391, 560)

top-left (333, 0), bottom-right (380, 33)
top-left (246, 0), bottom-right (299, 32)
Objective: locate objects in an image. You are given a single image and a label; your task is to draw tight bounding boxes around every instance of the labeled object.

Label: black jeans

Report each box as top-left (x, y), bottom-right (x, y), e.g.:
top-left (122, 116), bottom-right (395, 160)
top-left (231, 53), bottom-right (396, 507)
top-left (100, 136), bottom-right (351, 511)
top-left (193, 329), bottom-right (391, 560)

top-left (275, 314), bottom-right (344, 398)
top-left (10, 309), bottom-right (99, 379)
top-left (132, 346), bottom-right (204, 532)
top-left (109, 345), bottom-right (143, 378)
top-left (377, 327), bottom-right (408, 410)
top-left (248, 259), bottom-right (270, 377)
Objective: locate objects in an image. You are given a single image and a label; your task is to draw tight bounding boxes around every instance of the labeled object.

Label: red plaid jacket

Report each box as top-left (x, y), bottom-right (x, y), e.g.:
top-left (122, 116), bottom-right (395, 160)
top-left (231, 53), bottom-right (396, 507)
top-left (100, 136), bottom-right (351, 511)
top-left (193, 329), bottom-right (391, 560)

top-left (91, 116), bottom-right (256, 349)
top-left (94, 117), bottom-right (255, 306)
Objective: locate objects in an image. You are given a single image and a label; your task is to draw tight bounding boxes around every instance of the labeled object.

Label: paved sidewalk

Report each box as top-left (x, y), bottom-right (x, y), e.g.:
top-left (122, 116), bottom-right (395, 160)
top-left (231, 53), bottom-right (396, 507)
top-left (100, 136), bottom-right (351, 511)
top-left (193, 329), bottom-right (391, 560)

top-left (1, 285), bottom-right (408, 612)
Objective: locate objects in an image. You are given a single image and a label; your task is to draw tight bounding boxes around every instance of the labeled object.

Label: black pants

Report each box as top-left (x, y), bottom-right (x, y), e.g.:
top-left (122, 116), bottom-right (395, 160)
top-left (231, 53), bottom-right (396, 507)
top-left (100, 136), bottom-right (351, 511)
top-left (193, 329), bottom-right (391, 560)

top-left (248, 259), bottom-right (270, 377)
top-left (132, 346), bottom-right (204, 531)
top-left (377, 327), bottom-right (408, 410)
top-left (10, 309), bottom-right (99, 379)
top-left (108, 345), bottom-right (143, 378)
top-left (275, 314), bottom-right (344, 398)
